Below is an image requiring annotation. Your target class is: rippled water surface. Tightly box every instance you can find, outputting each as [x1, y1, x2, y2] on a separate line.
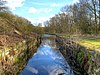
[21, 34, 74, 75]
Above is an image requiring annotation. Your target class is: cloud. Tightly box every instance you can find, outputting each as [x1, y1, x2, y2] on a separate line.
[73, 0, 79, 3]
[32, 2, 48, 6]
[28, 7, 37, 13]
[26, 17, 49, 24]
[51, 3, 58, 7]
[26, 66, 38, 74]
[28, 7, 53, 14]
[26, 15, 54, 26]
[39, 8, 53, 13]
[3, 0, 25, 10]
[32, 2, 63, 7]
[36, 15, 54, 23]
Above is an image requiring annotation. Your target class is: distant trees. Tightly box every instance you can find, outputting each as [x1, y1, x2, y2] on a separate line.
[32, 23, 44, 34]
[45, 0, 100, 35]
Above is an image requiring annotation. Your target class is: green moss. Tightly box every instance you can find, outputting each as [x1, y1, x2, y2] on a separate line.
[14, 58, 20, 63]
[87, 52, 91, 60]
[77, 51, 84, 64]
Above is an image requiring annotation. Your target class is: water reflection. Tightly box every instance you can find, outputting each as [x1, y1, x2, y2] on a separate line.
[21, 34, 74, 75]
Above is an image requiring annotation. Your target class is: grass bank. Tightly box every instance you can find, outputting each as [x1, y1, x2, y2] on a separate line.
[0, 33, 40, 74]
[56, 34, 100, 75]
[57, 34, 100, 52]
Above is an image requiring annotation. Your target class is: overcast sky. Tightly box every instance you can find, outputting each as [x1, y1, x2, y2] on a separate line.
[4, 0, 79, 25]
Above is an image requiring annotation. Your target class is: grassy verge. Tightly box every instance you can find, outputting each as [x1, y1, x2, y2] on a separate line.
[58, 34, 100, 52]
[79, 37, 100, 52]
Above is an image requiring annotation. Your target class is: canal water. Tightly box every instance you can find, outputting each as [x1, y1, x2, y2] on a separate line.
[21, 34, 74, 75]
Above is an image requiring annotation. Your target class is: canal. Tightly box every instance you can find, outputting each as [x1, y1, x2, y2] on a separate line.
[21, 34, 74, 75]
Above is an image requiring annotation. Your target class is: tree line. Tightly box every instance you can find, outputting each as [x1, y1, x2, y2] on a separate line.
[44, 0, 100, 35]
[0, 0, 44, 35]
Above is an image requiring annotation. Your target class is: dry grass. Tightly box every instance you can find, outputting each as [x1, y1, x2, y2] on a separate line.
[0, 34, 23, 47]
